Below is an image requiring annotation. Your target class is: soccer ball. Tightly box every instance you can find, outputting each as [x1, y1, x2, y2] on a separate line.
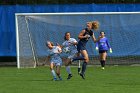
[63, 47, 70, 53]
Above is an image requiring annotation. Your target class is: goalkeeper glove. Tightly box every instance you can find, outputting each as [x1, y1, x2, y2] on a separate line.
[95, 47, 98, 51]
[110, 48, 112, 53]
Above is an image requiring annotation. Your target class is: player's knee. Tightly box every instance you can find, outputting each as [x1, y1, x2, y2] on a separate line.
[65, 59, 71, 66]
[65, 62, 69, 66]
[56, 71, 60, 75]
[50, 66, 53, 70]
[100, 58, 105, 61]
[86, 59, 89, 62]
[50, 68, 53, 70]
[65, 63, 69, 66]
[82, 54, 89, 61]
[84, 57, 89, 62]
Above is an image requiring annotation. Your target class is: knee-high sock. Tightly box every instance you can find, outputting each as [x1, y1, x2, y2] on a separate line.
[102, 60, 105, 67]
[51, 70, 56, 78]
[81, 62, 87, 74]
[66, 66, 71, 74]
[100, 60, 105, 67]
[72, 56, 85, 62]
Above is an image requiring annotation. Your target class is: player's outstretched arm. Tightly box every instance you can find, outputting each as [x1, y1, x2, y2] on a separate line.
[92, 33, 102, 43]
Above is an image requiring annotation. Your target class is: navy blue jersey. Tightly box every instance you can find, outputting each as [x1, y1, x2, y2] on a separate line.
[79, 28, 93, 46]
[77, 28, 93, 52]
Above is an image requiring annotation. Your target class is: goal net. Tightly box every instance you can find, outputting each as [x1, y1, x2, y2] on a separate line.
[15, 12, 140, 68]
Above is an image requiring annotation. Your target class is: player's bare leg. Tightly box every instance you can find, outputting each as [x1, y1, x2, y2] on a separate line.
[56, 65, 62, 80]
[100, 52, 107, 70]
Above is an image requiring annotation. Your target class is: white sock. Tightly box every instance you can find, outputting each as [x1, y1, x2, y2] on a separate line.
[66, 66, 71, 74]
[51, 70, 56, 78]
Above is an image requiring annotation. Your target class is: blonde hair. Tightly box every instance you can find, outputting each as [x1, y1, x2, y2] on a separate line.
[87, 21, 99, 30]
[92, 21, 99, 30]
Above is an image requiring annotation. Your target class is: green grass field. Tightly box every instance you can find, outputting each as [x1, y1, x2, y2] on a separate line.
[0, 66, 140, 93]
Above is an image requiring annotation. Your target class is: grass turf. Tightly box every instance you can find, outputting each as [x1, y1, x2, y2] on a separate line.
[0, 66, 140, 93]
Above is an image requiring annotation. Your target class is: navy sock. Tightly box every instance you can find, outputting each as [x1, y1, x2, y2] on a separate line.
[72, 56, 85, 61]
[100, 60, 104, 67]
[102, 60, 105, 67]
[100, 60, 105, 67]
[81, 62, 87, 74]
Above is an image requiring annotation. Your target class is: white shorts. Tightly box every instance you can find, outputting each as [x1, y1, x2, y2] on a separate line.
[68, 54, 76, 59]
[68, 50, 77, 59]
[50, 58, 62, 66]
[51, 62, 62, 66]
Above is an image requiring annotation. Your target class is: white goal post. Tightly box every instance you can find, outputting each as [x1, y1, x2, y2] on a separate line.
[15, 12, 140, 68]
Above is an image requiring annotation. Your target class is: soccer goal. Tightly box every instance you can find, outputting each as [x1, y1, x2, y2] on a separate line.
[15, 12, 140, 68]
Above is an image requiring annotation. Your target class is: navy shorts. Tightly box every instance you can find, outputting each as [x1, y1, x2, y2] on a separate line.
[77, 43, 86, 53]
[99, 50, 107, 53]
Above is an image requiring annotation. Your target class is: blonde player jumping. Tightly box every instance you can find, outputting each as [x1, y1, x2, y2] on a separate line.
[72, 21, 100, 79]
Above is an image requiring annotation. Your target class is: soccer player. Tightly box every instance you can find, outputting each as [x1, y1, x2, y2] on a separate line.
[95, 31, 112, 70]
[62, 32, 78, 80]
[46, 41, 63, 81]
[72, 21, 100, 79]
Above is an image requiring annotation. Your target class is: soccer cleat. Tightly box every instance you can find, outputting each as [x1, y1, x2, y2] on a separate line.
[78, 68, 81, 74]
[80, 73, 85, 79]
[52, 78, 57, 81]
[67, 74, 73, 80]
[59, 77, 62, 81]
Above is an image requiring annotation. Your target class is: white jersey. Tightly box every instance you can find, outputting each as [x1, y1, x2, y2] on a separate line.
[62, 38, 78, 58]
[48, 46, 62, 65]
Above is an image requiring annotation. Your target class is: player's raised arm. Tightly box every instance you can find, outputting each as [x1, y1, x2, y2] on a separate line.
[57, 46, 62, 53]
[70, 39, 78, 45]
